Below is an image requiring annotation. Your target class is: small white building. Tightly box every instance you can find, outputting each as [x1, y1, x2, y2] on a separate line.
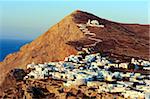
[108, 63, 118, 68]
[86, 19, 104, 27]
[119, 63, 129, 69]
[27, 62, 36, 69]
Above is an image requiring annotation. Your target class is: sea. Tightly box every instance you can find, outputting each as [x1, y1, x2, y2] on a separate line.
[0, 39, 32, 61]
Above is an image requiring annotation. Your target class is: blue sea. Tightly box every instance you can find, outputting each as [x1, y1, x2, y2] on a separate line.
[0, 39, 31, 61]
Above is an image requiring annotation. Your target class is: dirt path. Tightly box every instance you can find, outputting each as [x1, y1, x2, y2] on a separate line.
[77, 24, 103, 47]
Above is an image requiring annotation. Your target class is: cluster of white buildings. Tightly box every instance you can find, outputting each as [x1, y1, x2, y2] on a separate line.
[24, 48, 150, 99]
[131, 58, 150, 70]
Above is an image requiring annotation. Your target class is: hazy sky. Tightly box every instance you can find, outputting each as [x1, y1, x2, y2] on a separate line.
[0, 0, 149, 40]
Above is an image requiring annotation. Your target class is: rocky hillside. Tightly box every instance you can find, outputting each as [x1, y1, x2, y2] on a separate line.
[0, 10, 149, 92]
[0, 69, 124, 99]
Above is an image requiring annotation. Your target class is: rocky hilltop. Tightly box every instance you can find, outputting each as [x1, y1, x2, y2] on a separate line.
[0, 10, 149, 94]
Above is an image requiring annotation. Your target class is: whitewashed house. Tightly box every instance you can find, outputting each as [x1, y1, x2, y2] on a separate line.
[119, 63, 129, 68]
[27, 62, 36, 69]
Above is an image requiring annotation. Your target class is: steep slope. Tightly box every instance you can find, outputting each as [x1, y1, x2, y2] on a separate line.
[0, 11, 84, 86]
[0, 10, 149, 89]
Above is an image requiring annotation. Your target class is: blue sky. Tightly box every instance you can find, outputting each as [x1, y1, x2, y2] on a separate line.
[0, 0, 149, 40]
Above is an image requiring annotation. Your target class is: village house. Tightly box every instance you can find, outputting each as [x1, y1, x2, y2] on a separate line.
[119, 63, 129, 69]
[107, 63, 118, 68]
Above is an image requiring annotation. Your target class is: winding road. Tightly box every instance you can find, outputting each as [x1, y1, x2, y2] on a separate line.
[77, 24, 103, 47]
